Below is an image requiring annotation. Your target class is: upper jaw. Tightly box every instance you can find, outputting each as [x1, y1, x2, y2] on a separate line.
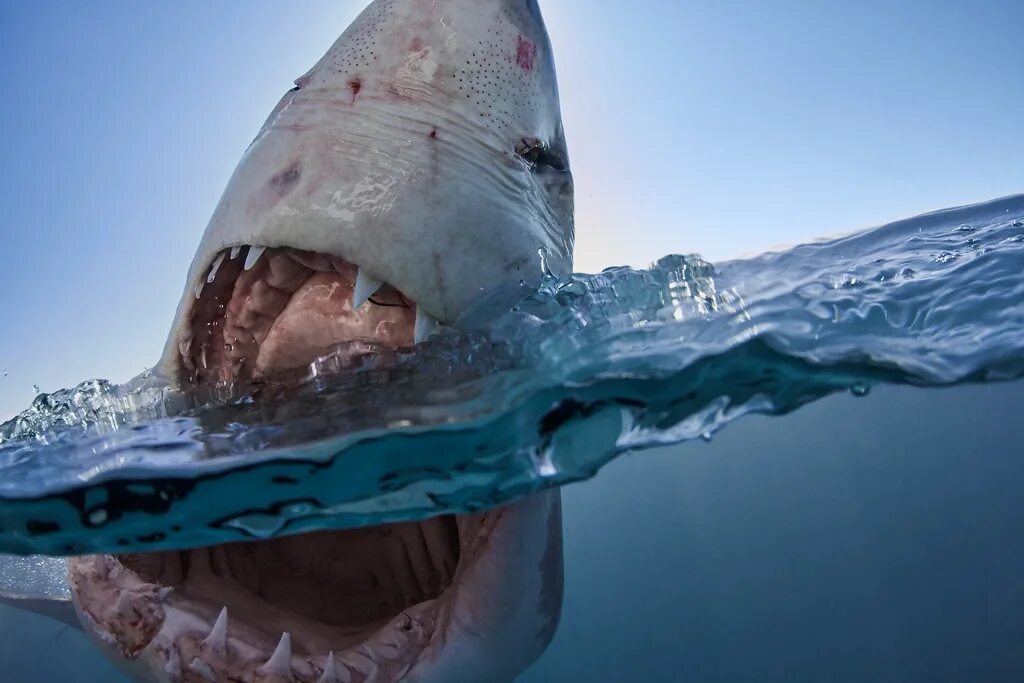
[171, 245, 446, 387]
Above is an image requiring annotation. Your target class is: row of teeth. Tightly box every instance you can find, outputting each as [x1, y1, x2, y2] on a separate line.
[186, 607, 347, 682]
[195, 246, 443, 344]
[86, 555, 419, 683]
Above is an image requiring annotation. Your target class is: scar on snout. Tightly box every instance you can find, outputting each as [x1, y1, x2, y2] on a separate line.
[269, 164, 301, 194]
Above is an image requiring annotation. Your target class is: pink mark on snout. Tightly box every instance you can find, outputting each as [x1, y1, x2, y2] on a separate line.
[516, 36, 537, 72]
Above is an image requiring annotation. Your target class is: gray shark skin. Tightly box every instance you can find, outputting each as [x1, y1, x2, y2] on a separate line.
[2, 1, 572, 681]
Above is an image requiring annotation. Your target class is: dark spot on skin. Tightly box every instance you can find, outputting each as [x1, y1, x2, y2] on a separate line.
[269, 163, 302, 196]
[272, 476, 299, 485]
[429, 129, 438, 139]
[348, 77, 362, 103]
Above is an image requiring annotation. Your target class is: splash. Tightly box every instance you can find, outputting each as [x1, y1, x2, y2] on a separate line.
[1, 195, 1022, 557]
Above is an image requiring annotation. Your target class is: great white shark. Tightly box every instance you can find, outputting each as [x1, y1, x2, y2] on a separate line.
[1, 0, 573, 681]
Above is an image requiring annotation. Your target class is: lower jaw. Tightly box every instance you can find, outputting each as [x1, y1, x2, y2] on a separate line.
[70, 513, 489, 682]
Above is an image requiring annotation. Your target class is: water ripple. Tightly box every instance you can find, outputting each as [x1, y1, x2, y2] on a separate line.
[1, 194, 1022, 556]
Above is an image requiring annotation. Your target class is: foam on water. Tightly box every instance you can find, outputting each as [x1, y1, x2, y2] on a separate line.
[0, 194, 1021, 562]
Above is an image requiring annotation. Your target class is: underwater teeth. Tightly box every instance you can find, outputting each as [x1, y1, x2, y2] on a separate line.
[317, 652, 340, 683]
[206, 252, 226, 284]
[202, 607, 228, 653]
[244, 245, 268, 271]
[352, 268, 384, 309]
[91, 555, 112, 578]
[414, 308, 442, 344]
[188, 658, 217, 681]
[258, 632, 292, 676]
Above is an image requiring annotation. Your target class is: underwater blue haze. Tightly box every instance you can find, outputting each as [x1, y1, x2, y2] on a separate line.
[1, 1, 1023, 682]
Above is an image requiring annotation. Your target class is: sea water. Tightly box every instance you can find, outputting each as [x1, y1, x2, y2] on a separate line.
[0, 195, 1022, 680]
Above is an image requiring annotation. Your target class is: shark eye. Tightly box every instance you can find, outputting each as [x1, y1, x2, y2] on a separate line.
[516, 138, 566, 172]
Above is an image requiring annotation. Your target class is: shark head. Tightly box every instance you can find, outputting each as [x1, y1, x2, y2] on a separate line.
[158, 0, 573, 385]
[68, 1, 570, 681]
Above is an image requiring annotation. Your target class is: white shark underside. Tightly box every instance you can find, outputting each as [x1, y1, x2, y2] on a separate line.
[3, 1, 574, 682]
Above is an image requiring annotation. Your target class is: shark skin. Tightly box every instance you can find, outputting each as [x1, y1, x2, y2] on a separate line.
[158, 0, 574, 381]
[4, 1, 573, 682]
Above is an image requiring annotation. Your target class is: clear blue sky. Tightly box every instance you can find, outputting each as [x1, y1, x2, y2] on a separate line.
[1, 0, 1021, 418]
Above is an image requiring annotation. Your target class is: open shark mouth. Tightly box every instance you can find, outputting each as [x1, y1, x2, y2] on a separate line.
[180, 246, 442, 387]
[69, 246, 504, 682]
[69, 513, 501, 682]
[65, 0, 572, 677]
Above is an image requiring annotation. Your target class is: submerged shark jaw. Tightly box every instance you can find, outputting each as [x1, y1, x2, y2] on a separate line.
[68, 513, 503, 682]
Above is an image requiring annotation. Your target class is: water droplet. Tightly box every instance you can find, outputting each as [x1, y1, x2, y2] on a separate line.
[538, 247, 552, 277]
[850, 383, 871, 398]
[88, 508, 109, 525]
[32, 384, 40, 395]
[701, 431, 713, 442]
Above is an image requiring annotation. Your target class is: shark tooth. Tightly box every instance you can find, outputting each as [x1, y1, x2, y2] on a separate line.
[317, 652, 341, 683]
[352, 268, 384, 309]
[244, 245, 268, 271]
[414, 308, 442, 344]
[207, 252, 226, 284]
[92, 555, 113, 578]
[258, 632, 292, 676]
[195, 283, 205, 300]
[188, 658, 217, 681]
[202, 607, 228, 653]
[229, 246, 242, 260]
[113, 591, 133, 617]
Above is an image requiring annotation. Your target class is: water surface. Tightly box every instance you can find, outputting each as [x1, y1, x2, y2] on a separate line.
[0, 195, 1020, 559]
[0, 195, 1022, 680]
